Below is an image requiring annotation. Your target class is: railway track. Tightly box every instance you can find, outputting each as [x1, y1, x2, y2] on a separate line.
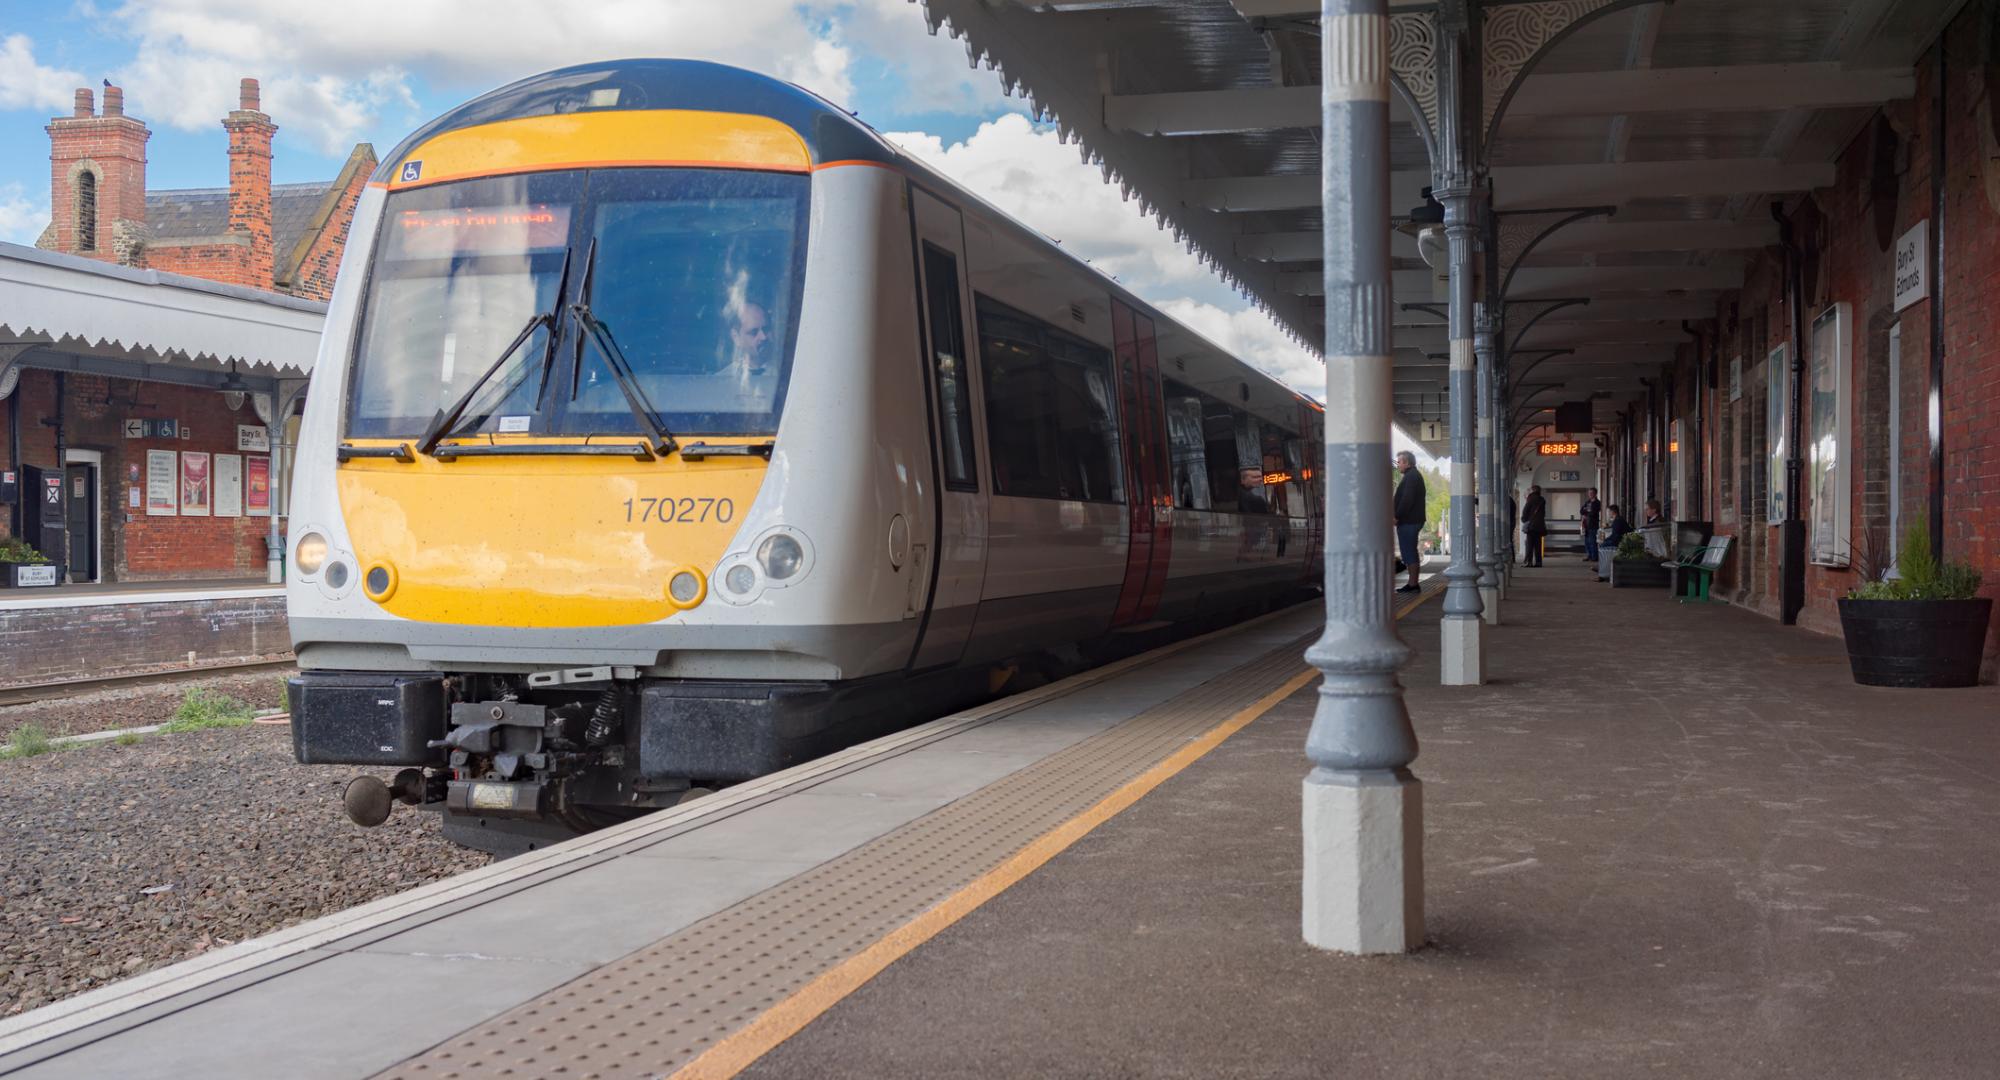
[0, 658, 295, 709]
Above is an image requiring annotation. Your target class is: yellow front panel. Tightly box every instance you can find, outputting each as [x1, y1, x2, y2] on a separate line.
[389, 110, 812, 190]
[336, 442, 768, 627]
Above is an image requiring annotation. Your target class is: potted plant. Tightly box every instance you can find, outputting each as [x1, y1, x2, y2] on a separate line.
[1838, 525, 1990, 687]
[1609, 532, 1669, 589]
[0, 537, 62, 588]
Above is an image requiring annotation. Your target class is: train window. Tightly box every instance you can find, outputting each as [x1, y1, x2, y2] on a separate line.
[345, 167, 810, 440]
[921, 244, 978, 491]
[1201, 401, 1243, 512]
[975, 296, 1124, 503]
[567, 169, 809, 435]
[1162, 389, 1211, 510]
[348, 171, 582, 437]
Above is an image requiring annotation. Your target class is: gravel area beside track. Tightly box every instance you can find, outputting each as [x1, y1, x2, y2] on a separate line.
[0, 669, 294, 744]
[0, 724, 489, 1016]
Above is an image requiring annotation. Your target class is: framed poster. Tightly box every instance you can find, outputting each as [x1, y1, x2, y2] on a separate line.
[180, 451, 211, 516]
[245, 455, 272, 517]
[146, 450, 178, 516]
[1809, 303, 1852, 566]
[1766, 344, 1789, 525]
[214, 454, 244, 518]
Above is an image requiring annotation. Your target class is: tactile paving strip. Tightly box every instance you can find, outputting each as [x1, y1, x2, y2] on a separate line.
[380, 636, 1315, 1080]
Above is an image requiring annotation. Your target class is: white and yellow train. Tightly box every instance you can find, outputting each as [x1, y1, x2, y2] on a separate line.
[286, 60, 1325, 853]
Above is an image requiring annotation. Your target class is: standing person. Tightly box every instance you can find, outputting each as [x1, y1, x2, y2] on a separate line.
[1521, 484, 1547, 567]
[1393, 450, 1425, 593]
[1579, 487, 1603, 563]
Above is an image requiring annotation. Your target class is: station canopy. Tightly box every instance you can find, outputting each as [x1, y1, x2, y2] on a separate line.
[911, 0, 1964, 439]
[0, 242, 325, 400]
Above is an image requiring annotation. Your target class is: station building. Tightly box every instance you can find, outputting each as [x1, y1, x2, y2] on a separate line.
[0, 80, 365, 683]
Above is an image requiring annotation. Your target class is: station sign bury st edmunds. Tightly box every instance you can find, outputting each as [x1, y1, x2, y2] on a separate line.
[1894, 221, 1928, 312]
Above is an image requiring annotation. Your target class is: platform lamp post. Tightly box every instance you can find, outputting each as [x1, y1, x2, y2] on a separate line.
[1302, 0, 1424, 955]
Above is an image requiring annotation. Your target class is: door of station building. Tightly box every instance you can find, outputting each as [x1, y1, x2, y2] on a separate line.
[906, 185, 990, 670]
[64, 462, 98, 582]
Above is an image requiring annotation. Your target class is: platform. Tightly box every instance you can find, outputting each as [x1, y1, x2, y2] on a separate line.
[7, 562, 1999, 1079]
[0, 579, 285, 687]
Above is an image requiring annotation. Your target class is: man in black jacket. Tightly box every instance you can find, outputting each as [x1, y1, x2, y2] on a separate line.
[1393, 451, 1425, 593]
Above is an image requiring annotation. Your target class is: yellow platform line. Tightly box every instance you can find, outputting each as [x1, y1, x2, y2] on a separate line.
[672, 584, 1438, 1080]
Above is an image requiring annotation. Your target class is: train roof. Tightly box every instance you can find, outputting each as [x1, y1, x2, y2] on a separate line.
[375, 59, 1318, 418]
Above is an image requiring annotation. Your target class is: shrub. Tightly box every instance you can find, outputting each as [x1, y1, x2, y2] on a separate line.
[1613, 533, 1651, 561]
[4, 723, 53, 759]
[0, 538, 49, 564]
[163, 688, 257, 733]
[1848, 524, 1983, 601]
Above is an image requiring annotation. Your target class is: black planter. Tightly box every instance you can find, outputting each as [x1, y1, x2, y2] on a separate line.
[1610, 559, 1669, 589]
[1838, 597, 1993, 688]
[0, 561, 63, 588]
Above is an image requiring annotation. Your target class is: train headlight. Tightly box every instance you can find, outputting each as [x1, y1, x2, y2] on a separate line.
[666, 568, 706, 609]
[757, 535, 804, 581]
[725, 565, 757, 595]
[295, 532, 328, 575]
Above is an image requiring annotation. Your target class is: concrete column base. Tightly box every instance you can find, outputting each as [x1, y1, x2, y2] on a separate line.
[1440, 615, 1485, 685]
[1480, 585, 1500, 625]
[1303, 770, 1425, 953]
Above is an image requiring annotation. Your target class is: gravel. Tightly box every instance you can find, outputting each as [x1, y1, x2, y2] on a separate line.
[0, 722, 489, 1017]
[0, 668, 294, 745]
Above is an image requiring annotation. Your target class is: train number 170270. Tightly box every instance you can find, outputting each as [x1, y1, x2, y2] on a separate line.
[624, 497, 735, 524]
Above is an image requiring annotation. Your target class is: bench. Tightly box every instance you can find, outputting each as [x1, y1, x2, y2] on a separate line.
[1664, 534, 1733, 604]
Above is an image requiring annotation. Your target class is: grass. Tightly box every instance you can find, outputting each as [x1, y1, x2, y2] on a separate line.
[2, 723, 53, 759]
[114, 730, 144, 747]
[160, 688, 258, 733]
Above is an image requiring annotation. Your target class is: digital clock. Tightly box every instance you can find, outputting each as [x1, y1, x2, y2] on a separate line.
[1538, 441, 1581, 456]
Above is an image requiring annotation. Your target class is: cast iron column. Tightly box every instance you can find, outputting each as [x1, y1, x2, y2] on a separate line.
[1475, 301, 1501, 621]
[1434, 2, 1484, 684]
[1301, 0, 1424, 954]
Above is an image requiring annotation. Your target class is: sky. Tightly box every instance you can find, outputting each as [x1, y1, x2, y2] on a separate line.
[0, 0, 1426, 458]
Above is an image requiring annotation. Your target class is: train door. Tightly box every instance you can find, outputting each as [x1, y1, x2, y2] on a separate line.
[1109, 301, 1171, 626]
[906, 187, 990, 670]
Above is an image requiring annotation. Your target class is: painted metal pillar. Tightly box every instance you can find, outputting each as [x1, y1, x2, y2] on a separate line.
[1301, 0, 1423, 955]
[1433, 1, 1484, 684]
[1474, 302, 1501, 622]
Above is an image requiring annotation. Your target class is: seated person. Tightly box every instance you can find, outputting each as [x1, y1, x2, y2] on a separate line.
[1605, 504, 1633, 548]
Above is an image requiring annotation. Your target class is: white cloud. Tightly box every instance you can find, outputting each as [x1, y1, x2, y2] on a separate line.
[104, 0, 1007, 154]
[886, 114, 1220, 293]
[0, 183, 49, 246]
[0, 34, 85, 112]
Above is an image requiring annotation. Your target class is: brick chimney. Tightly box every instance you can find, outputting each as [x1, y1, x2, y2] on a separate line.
[223, 78, 278, 288]
[42, 84, 151, 263]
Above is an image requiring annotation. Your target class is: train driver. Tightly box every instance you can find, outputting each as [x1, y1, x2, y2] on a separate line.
[723, 300, 776, 410]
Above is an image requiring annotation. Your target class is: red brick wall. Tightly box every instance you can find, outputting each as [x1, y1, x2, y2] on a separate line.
[1617, 9, 2000, 677]
[41, 90, 150, 265]
[287, 161, 371, 301]
[145, 239, 261, 290]
[3, 370, 276, 581]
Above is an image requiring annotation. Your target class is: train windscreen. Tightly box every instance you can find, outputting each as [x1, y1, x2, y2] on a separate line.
[346, 168, 809, 440]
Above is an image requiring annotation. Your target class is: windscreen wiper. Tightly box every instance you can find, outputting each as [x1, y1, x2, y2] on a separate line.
[562, 236, 677, 457]
[415, 310, 555, 457]
[567, 302, 677, 458]
[415, 245, 574, 457]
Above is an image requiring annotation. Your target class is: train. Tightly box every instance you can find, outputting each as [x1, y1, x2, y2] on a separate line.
[284, 59, 1325, 855]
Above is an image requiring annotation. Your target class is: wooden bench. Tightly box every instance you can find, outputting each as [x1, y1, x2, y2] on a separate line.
[1664, 535, 1733, 604]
